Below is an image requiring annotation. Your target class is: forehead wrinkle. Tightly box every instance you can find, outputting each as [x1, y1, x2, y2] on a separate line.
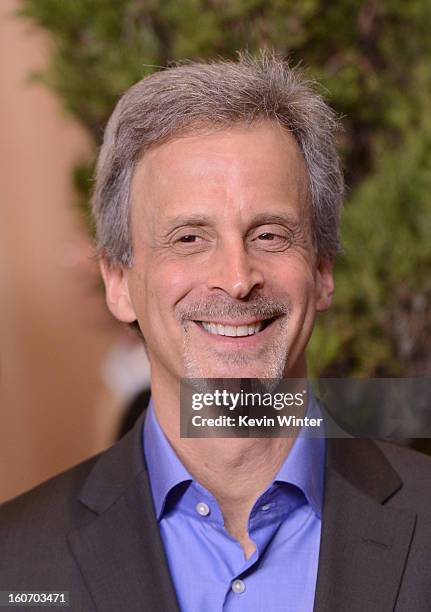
[215, 154, 248, 229]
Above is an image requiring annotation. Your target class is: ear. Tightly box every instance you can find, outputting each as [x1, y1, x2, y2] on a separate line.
[315, 258, 334, 312]
[99, 257, 137, 323]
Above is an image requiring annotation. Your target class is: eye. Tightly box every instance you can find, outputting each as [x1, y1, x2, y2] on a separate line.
[258, 232, 277, 241]
[178, 234, 199, 243]
[251, 226, 293, 252]
[171, 231, 210, 255]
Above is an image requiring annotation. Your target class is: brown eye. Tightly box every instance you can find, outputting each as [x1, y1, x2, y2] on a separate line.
[251, 227, 293, 252]
[171, 232, 210, 255]
[179, 235, 198, 242]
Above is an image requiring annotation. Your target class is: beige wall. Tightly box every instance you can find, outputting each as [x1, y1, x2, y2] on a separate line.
[0, 0, 124, 502]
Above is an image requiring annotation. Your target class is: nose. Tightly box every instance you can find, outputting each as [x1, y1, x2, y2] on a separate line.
[206, 238, 264, 299]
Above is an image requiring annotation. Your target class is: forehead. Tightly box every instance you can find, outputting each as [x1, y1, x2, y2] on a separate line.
[130, 121, 310, 225]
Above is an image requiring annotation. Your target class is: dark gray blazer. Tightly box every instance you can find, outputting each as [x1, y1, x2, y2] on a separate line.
[1, 408, 431, 612]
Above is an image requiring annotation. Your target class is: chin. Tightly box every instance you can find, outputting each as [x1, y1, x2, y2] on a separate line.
[183, 341, 290, 381]
[185, 362, 286, 381]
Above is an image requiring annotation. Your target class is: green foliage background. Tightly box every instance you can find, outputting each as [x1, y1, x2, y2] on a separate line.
[20, 0, 431, 378]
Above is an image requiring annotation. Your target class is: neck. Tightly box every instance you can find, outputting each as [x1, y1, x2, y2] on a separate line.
[149, 361, 308, 556]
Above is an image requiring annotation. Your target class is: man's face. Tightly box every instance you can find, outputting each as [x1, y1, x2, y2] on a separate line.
[102, 121, 334, 387]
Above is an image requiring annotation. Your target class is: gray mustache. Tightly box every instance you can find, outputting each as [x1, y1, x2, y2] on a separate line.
[177, 297, 291, 322]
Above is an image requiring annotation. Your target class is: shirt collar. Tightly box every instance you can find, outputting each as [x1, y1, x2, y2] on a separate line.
[143, 392, 325, 521]
[273, 391, 325, 517]
[143, 398, 193, 519]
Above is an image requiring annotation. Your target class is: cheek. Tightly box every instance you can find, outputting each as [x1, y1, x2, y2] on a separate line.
[276, 269, 318, 339]
[145, 260, 198, 315]
[276, 259, 317, 302]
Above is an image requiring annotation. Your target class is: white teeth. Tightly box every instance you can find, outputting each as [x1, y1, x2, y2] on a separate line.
[236, 325, 249, 337]
[201, 321, 264, 337]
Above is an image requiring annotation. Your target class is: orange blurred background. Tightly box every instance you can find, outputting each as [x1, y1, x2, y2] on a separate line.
[0, 0, 149, 503]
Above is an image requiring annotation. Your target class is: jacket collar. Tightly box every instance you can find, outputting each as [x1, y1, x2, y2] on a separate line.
[77, 408, 148, 515]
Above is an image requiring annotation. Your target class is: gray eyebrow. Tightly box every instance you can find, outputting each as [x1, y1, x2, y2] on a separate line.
[164, 214, 213, 230]
[246, 213, 300, 227]
[164, 211, 300, 232]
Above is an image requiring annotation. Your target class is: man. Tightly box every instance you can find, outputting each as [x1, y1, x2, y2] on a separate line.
[1, 53, 431, 612]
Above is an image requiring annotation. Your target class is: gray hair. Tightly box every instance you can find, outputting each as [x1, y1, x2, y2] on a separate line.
[92, 51, 344, 266]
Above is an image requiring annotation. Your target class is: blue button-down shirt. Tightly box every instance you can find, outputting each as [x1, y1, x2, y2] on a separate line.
[143, 397, 325, 612]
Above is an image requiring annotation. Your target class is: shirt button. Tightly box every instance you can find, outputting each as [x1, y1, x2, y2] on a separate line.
[261, 503, 272, 512]
[231, 579, 246, 594]
[196, 502, 210, 516]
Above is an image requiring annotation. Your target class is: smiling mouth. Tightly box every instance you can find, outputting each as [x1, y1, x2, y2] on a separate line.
[194, 317, 277, 337]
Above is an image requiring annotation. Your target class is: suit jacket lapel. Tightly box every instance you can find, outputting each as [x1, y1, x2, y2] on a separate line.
[67, 410, 180, 612]
[314, 439, 416, 612]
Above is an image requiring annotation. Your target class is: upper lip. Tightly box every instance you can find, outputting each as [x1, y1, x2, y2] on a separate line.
[194, 317, 276, 326]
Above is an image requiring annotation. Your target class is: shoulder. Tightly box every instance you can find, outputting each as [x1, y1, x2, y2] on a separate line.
[0, 453, 101, 539]
[376, 441, 431, 504]
[0, 452, 106, 593]
[357, 440, 431, 542]
[376, 440, 431, 480]
[0, 413, 147, 593]
[0, 409, 147, 534]
[327, 437, 431, 513]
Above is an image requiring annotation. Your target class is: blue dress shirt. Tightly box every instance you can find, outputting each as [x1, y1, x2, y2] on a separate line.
[143, 397, 325, 612]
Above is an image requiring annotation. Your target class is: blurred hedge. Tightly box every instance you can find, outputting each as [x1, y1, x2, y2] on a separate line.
[20, 0, 431, 377]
